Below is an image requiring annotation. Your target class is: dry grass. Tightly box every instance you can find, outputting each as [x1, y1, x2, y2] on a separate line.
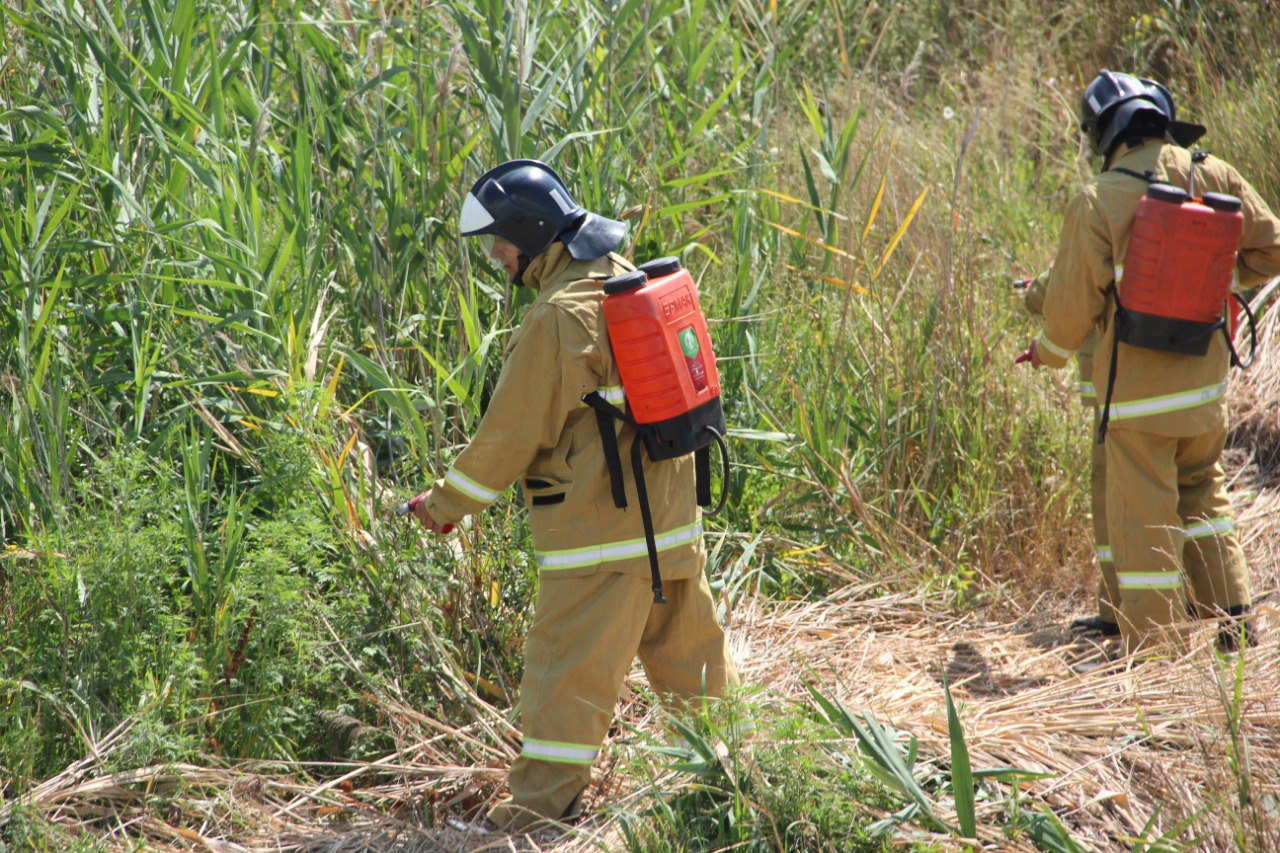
[1231, 279, 1280, 490]
[11, 591, 1279, 849]
[10, 586, 1279, 850]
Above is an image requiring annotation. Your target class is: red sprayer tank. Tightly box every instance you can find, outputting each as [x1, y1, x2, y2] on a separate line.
[602, 257, 725, 461]
[1117, 182, 1243, 355]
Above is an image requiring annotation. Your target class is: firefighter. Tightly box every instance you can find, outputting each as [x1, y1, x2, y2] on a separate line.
[411, 160, 739, 830]
[1017, 274, 1119, 635]
[1019, 71, 1280, 654]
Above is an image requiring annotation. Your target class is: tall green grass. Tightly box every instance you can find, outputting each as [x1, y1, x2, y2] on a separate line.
[0, 0, 843, 793]
[2, 0, 1279, 845]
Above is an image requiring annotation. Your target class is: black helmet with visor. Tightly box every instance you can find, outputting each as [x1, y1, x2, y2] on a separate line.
[459, 159, 627, 263]
[1080, 70, 1171, 156]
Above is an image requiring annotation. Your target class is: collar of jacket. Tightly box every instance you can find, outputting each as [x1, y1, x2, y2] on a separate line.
[1104, 138, 1166, 176]
[521, 242, 576, 293]
[523, 244, 633, 301]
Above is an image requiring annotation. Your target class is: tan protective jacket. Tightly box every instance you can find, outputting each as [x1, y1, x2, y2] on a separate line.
[1023, 272, 1098, 405]
[422, 243, 705, 581]
[1037, 140, 1280, 435]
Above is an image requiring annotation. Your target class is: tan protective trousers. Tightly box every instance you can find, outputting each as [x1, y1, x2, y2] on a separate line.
[488, 570, 739, 831]
[1105, 424, 1250, 653]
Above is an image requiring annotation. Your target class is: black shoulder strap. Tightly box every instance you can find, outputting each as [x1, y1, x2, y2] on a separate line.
[1097, 303, 1122, 445]
[1226, 292, 1258, 370]
[695, 445, 711, 507]
[1111, 150, 1209, 185]
[628, 433, 666, 604]
[581, 389, 665, 603]
[1110, 167, 1158, 183]
[580, 389, 728, 604]
[581, 391, 629, 509]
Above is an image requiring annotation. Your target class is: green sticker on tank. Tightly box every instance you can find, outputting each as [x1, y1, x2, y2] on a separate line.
[678, 327, 700, 358]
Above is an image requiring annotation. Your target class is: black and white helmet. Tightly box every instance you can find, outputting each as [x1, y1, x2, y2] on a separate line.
[459, 159, 627, 261]
[1080, 70, 1171, 156]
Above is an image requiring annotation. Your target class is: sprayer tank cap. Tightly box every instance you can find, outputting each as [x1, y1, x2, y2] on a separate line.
[637, 256, 682, 278]
[603, 270, 648, 295]
[1147, 183, 1189, 204]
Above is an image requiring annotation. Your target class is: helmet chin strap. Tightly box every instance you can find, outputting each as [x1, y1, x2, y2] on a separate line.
[512, 253, 532, 287]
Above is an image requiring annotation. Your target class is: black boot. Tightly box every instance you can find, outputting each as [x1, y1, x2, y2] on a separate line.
[1070, 615, 1121, 636]
[1217, 605, 1259, 652]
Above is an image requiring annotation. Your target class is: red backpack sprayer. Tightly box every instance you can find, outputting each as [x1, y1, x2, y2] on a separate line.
[582, 257, 729, 603]
[1096, 151, 1257, 441]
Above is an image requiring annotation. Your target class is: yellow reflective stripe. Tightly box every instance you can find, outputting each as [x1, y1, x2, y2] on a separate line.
[1079, 381, 1097, 400]
[580, 385, 627, 408]
[1118, 571, 1183, 590]
[445, 468, 500, 503]
[1108, 382, 1226, 420]
[597, 385, 626, 404]
[1114, 265, 1124, 281]
[1036, 331, 1075, 359]
[1185, 517, 1234, 539]
[1097, 546, 1113, 563]
[522, 738, 599, 765]
[535, 521, 703, 571]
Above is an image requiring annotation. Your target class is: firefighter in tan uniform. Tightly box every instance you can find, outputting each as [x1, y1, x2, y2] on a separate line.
[1019, 274, 1118, 634]
[410, 160, 739, 830]
[1021, 72, 1280, 654]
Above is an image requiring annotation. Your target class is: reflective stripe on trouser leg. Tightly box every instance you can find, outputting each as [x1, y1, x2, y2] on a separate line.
[493, 571, 660, 829]
[1090, 407, 1118, 623]
[1175, 425, 1250, 614]
[1105, 428, 1190, 653]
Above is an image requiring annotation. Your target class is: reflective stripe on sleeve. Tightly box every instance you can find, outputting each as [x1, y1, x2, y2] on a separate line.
[1036, 332, 1075, 360]
[597, 385, 626, 404]
[1107, 382, 1226, 420]
[521, 738, 600, 765]
[1097, 546, 1113, 563]
[1079, 381, 1097, 401]
[581, 385, 627, 407]
[536, 521, 703, 571]
[1117, 571, 1183, 590]
[1185, 517, 1235, 540]
[445, 468, 501, 503]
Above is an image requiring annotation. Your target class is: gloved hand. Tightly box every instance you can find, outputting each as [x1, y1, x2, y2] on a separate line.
[1013, 341, 1042, 368]
[396, 492, 455, 534]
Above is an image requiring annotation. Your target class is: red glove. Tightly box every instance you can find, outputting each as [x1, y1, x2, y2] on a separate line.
[1013, 341, 1041, 368]
[396, 493, 455, 534]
